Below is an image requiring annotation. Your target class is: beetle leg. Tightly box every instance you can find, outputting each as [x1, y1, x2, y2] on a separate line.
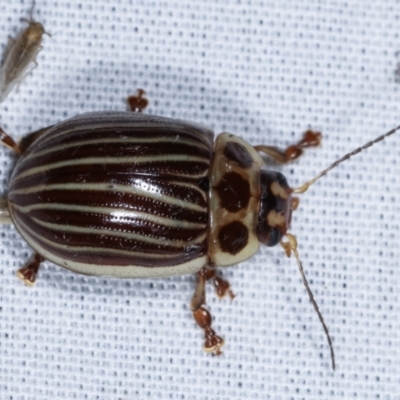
[205, 266, 235, 300]
[0, 125, 52, 155]
[254, 129, 322, 163]
[191, 267, 207, 311]
[16, 253, 44, 286]
[0, 127, 22, 154]
[127, 89, 148, 113]
[0, 198, 11, 224]
[191, 268, 224, 356]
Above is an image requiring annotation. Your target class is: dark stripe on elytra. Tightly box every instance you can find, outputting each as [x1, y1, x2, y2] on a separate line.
[18, 141, 212, 175]
[14, 210, 206, 255]
[37, 115, 213, 150]
[10, 175, 208, 208]
[39, 126, 213, 148]
[9, 190, 208, 224]
[29, 209, 206, 242]
[12, 160, 210, 184]
[14, 220, 205, 267]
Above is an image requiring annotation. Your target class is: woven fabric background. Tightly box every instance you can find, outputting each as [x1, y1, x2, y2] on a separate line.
[0, 0, 399, 399]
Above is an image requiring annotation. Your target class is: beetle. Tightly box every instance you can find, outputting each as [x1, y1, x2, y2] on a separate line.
[0, 89, 399, 370]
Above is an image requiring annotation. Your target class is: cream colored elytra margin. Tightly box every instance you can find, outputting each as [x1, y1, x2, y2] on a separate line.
[11, 213, 207, 278]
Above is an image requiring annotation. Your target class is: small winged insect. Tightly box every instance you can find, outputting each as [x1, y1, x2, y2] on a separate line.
[0, 1, 50, 103]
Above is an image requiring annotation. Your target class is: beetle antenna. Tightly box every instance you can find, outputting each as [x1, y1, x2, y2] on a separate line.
[280, 233, 335, 371]
[293, 124, 400, 194]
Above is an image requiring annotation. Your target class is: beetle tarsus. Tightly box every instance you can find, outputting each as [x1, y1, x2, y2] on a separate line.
[254, 129, 322, 163]
[127, 89, 148, 113]
[193, 306, 224, 356]
[16, 253, 44, 286]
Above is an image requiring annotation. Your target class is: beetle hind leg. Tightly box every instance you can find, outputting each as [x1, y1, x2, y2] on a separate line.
[16, 253, 44, 286]
[254, 129, 322, 163]
[191, 268, 224, 355]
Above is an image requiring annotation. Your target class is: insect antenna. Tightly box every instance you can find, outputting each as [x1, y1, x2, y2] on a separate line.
[293, 123, 400, 194]
[280, 233, 335, 370]
[283, 123, 400, 370]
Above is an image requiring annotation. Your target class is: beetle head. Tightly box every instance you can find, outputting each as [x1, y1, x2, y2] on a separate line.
[256, 170, 297, 247]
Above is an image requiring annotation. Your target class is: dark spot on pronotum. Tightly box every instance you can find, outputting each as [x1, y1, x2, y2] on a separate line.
[214, 172, 250, 212]
[223, 142, 253, 169]
[218, 221, 248, 255]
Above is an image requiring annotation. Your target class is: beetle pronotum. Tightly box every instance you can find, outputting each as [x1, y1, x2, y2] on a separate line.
[0, 88, 399, 370]
[0, 1, 50, 103]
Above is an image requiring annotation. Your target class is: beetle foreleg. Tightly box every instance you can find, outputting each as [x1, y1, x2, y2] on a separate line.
[254, 129, 322, 163]
[191, 268, 224, 356]
[16, 253, 44, 286]
[127, 89, 148, 113]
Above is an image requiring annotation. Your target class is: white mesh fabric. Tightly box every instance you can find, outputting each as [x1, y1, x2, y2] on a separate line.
[0, 0, 399, 398]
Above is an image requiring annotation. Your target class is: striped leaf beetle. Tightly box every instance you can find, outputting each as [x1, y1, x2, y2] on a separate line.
[0, 89, 399, 370]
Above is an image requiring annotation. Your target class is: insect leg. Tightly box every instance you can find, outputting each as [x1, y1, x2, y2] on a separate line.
[0, 198, 11, 224]
[127, 89, 149, 113]
[191, 267, 224, 356]
[254, 129, 322, 163]
[0, 127, 22, 154]
[16, 252, 44, 286]
[204, 266, 235, 300]
[0, 125, 53, 154]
